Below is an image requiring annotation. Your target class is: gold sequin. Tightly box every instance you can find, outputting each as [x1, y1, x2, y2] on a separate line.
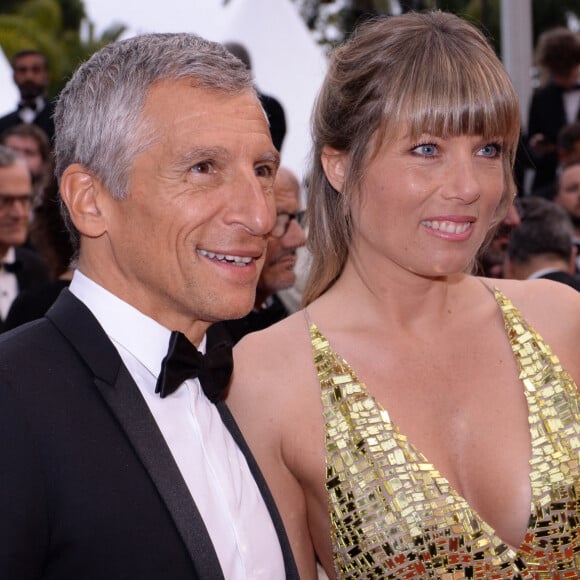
[313, 289, 580, 579]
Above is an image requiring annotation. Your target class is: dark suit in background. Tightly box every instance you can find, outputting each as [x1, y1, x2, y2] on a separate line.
[527, 82, 579, 194]
[536, 269, 580, 291]
[0, 98, 56, 144]
[0, 246, 50, 331]
[12, 245, 50, 292]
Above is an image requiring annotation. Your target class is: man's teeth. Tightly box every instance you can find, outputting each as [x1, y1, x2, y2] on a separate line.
[421, 220, 471, 234]
[197, 249, 253, 266]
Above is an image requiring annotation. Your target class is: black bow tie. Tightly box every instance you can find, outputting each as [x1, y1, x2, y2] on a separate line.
[17, 101, 38, 112]
[155, 331, 233, 403]
[2, 261, 21, 273]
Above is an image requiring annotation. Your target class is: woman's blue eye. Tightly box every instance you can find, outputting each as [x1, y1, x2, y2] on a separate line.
[413, 143, 437, 156]
[479, 143, 502, 157]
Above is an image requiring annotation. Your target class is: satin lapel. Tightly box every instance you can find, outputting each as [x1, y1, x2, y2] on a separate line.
[46, 290, 224, 579]
[217, 401, 300, 579]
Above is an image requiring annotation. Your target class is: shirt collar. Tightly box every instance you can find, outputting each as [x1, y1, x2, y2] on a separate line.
[2, 247, 16, 264]
[527, 267, 565, 280]
[69, 270, 208, 378]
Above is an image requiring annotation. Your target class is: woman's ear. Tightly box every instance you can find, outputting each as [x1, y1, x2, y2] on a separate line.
[321, 145, 347, 192]
[60, 164, 107, 238]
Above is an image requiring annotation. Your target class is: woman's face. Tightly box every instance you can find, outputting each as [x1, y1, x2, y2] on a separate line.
[346, 126, 506, 280]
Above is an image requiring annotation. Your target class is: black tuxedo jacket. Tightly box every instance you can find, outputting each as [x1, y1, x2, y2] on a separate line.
[0, 246, 50, 332]
[0, 289, 298, 579]
[527, 82, 580, 193]
[13, 245, 50, 292]
[0, 98, 56, 142]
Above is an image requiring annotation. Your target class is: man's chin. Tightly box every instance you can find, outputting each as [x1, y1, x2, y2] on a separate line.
[20, 86, 44, 99]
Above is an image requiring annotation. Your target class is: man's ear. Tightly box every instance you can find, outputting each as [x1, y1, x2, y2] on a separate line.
[321, 146, 347, 193]
[60, 164, 107, 238]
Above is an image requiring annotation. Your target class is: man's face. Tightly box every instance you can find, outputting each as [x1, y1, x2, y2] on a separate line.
[2, 135, 45, 183]
[0, 162, 32, 255]
[553, 65, 580, 90]
[12, 54, 49, 100]
[89, 80, 279, 337]
[555, 163, 580, 224]
[559, 140, 580, 166]
[256, 168, 306, 304]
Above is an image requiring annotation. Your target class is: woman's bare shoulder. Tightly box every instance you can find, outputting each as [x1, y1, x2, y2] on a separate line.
[229, 309, 318, 404]
[487, 277, 580, 379]
[235, 310, 312, 365]
[490, 277, 580, 320]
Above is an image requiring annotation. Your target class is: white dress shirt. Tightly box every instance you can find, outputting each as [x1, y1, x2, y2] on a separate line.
[563, 89, 580, 125]
[70, 270, 285, 579]
[0, 246, 19, 319]
[17, 96, 45, 124]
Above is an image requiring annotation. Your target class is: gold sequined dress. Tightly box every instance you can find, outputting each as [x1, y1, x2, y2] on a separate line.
[311, 289, 580, 579]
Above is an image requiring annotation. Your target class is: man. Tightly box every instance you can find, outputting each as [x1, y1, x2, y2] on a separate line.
[0, 49, 56, 143]
[526, 27, 580, 194]
[553, 157, 580, 273]
[210, 167, 306, 345]
[0, 34, 298, 579]
[0, 123, 52, 198]
[0, 145, 49, 330]
[504, 196, 580, 290]
[557, 121, 580, 166]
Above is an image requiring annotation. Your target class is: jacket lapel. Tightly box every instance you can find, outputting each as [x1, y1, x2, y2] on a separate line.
[217, 401, 300, 579]
[46, 290, 224, 579]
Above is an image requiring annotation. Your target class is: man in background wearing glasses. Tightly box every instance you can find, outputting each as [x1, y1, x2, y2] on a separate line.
[209, 166, 306, 346]
[0, 145, 48, 329]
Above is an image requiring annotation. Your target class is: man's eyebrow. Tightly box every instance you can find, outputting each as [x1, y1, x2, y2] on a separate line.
[177, 146, 229, 163]
[256, 151, 281, 168]
[175, 147, 280, 168]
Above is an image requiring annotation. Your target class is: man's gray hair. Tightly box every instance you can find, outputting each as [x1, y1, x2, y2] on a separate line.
[54, 32, 254, 199]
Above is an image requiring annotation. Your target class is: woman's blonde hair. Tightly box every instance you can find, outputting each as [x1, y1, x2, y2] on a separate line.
[303, 11, 521, 305]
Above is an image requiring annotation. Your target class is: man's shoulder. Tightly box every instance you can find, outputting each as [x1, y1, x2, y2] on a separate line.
[0, 316, 60, 365]
[531, 82, 563, 103]
[15, 245, 48, 266]
[14, 246, 50, 286]
[0, 109, 20, 130]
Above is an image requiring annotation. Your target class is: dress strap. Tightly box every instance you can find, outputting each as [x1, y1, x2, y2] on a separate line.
[476, 276, 497, 296]
[302, 307, 313, 330]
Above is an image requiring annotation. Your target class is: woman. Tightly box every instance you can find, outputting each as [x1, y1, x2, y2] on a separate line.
[228, 11, 580, 579]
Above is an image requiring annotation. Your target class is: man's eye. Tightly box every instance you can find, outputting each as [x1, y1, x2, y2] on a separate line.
[255, 165, 274, 178]
[191, 161, 213, 174]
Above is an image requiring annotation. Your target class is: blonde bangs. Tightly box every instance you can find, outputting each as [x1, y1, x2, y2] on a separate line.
[390, 51, 519, 148]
